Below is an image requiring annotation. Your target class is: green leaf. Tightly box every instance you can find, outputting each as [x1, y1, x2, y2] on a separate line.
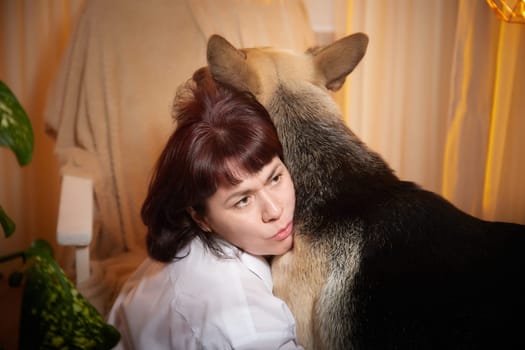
[26, 239, 55, 259]
[0, 205, 16, 238]
[19, 253, 120, 349]
[0, 80, 34, 166]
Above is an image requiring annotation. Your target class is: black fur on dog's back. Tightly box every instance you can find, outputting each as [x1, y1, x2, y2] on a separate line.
[354, 189, 525, 349]
[207, 34, 525, 349]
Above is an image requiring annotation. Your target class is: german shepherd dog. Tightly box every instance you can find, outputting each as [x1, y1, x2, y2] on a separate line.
[206, 34, 525, 350]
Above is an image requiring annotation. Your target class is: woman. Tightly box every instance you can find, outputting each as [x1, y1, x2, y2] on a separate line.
[108, 68, 301, 349]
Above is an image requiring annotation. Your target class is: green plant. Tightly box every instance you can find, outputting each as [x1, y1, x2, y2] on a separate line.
[1, 240, 120, 349]
[0, 80, 34, 238]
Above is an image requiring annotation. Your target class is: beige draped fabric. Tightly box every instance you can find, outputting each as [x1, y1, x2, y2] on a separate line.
[341, 0, 525, 224]
[46, 0, 314, 260]
[43, 0, 315, 314]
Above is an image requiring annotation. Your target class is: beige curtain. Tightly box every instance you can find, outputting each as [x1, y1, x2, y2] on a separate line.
[0, 0, 85, 269]
[339, 0, 525, 224]
[444, 1, 525, 223]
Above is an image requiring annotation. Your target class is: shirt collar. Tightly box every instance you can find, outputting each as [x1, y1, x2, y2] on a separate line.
[215, 238, 274, 292]
[182, 237, 274, 292]
[239, 252, 273, 292]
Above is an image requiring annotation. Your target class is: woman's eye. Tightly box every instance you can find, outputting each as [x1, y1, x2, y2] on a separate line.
[235, 196, 250, 208]
[271, 173, 282, 185]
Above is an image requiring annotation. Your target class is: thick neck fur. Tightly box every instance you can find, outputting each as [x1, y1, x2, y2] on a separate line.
[268, 84, 398, 223]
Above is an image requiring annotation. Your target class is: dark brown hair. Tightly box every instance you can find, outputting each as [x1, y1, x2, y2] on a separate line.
[141, 68, 283, 262]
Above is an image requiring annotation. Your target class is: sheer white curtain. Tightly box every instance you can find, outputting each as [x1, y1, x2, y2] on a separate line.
[444, 0, 525, 223]
[337, 0, 525, 224]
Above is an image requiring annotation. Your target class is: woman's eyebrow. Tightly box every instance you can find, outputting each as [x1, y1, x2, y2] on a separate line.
[223, 163, 282, 205]
[224, 189, 251, 205]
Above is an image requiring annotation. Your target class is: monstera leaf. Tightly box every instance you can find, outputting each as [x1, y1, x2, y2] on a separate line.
[0, 80, 34, 238]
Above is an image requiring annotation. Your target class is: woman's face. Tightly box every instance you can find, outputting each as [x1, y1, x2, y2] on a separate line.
[197, 156, 296, 256]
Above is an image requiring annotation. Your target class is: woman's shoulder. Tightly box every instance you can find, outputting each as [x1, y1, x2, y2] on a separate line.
[167, 237, 243, 288]
[171, 240, 299, 348]
[170, 238, 285, 315]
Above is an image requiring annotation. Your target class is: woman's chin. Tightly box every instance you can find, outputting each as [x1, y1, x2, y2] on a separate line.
[273, 236, 294, 256]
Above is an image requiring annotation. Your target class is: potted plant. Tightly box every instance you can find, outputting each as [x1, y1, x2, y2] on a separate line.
[0, 81, 120, 349]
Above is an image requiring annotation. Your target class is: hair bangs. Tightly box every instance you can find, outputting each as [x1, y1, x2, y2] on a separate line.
[191, 122, 281, 200]
[217, 121, 281, 186]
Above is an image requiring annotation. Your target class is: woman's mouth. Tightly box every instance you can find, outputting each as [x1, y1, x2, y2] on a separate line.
[271, 221, 293, 241]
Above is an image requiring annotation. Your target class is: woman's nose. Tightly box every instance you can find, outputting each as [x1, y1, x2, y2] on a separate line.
[261, 192, 282, 223]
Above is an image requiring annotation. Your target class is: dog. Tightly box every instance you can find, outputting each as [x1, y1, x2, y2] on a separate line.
[206, 33, 525, 349]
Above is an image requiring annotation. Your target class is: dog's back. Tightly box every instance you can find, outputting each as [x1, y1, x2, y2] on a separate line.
[207, 34, 525, 349]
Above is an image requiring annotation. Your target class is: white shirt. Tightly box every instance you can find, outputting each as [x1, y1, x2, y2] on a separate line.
[107, 238, 302, 349]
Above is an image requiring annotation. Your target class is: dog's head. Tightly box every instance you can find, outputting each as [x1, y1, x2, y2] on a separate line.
[206, 33, 368, 108]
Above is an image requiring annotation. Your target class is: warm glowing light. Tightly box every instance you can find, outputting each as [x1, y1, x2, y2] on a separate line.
[486, 0, 525, 23]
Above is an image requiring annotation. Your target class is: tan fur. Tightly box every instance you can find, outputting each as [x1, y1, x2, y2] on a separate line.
[207, 36, 319, 107]
[271, 228, 330, 349]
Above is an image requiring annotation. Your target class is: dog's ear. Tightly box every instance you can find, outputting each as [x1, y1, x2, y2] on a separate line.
[313, 33, 368, 91]
[207, 35, 259, 94]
